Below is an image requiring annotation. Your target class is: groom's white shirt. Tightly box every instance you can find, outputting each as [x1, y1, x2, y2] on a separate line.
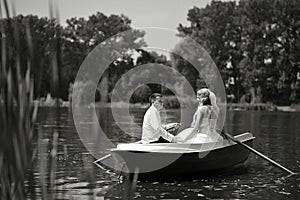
[142, 105, 174, 144]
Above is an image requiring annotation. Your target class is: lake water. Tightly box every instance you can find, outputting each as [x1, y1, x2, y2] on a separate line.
[35, 107, 300, 199]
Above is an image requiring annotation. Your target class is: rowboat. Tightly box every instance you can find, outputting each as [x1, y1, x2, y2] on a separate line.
[110, 132, 255, 176]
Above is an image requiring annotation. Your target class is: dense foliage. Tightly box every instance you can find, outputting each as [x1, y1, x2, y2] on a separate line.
[177, 0, 300, 105]
[1, 0, 299, 105]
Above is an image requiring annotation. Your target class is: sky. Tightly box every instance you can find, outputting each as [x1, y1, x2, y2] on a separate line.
[11, 0, 216, 52]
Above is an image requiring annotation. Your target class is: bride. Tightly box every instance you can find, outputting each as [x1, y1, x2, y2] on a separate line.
[175, 88, 222, 143]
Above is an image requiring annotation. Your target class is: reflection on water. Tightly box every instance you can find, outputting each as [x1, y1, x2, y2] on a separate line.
[35, 107, 300, 199]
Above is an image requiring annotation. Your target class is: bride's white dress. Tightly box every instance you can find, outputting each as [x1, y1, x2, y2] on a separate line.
[175, 106, 221, 143]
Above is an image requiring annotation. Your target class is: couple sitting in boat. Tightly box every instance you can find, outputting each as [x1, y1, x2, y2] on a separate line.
[141, 88, 222, 144]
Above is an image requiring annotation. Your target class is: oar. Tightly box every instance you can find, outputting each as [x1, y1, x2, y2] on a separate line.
[223, 132, 296, 175]
[93, 154, 112, 170]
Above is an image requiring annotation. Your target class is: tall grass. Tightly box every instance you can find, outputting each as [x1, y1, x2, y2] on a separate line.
[0, 0, 137, 199]
[0, 0, 61, 199]
[0, 0, 38, 199]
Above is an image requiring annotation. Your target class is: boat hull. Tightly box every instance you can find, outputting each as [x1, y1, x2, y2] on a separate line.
[111, 133, 254, 176]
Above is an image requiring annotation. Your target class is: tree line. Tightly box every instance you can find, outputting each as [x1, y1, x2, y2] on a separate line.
[177, 0, 300, 105]
[1, 0, 299, 105]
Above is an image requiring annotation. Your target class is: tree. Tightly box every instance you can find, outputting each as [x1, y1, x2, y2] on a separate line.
[178, 0, 300, 105]
[135, 49, 171, 93]
[0, 15, 63, 98]
[238, 0, 300, 104]
[177, 1, 244, 102]
[63, 12, 146, 102]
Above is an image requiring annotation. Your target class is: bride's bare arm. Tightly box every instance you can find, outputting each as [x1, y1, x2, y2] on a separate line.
[184, 107, 205, 141]
[191, 112, 196, 127]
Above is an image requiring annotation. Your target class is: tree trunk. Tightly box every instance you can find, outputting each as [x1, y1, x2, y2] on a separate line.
[99, 71, 109, 102]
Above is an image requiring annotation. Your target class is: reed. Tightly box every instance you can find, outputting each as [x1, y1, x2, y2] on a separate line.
[0, 0, 62, 199]
[38, 125, 48, 200]
[0, 0, 38, 199]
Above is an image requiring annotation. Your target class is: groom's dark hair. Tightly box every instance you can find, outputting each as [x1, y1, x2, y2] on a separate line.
[149, 93, 162, 104]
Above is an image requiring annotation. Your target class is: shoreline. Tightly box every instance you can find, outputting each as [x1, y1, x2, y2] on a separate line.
[36, 93, 300, 111]
[37, 100, 300, 112]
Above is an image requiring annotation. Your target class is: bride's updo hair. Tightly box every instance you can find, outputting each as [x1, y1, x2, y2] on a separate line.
[197, 88, 220, 120]
[197, 88, 211, 105]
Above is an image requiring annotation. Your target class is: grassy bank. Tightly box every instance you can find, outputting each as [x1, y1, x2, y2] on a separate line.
[226, 103, 277, 111]
[52, 92, 300, 111]
[75, 96, 300, 112]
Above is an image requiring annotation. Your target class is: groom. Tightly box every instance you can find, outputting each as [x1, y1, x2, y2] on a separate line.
[141, 93, 176, 144]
